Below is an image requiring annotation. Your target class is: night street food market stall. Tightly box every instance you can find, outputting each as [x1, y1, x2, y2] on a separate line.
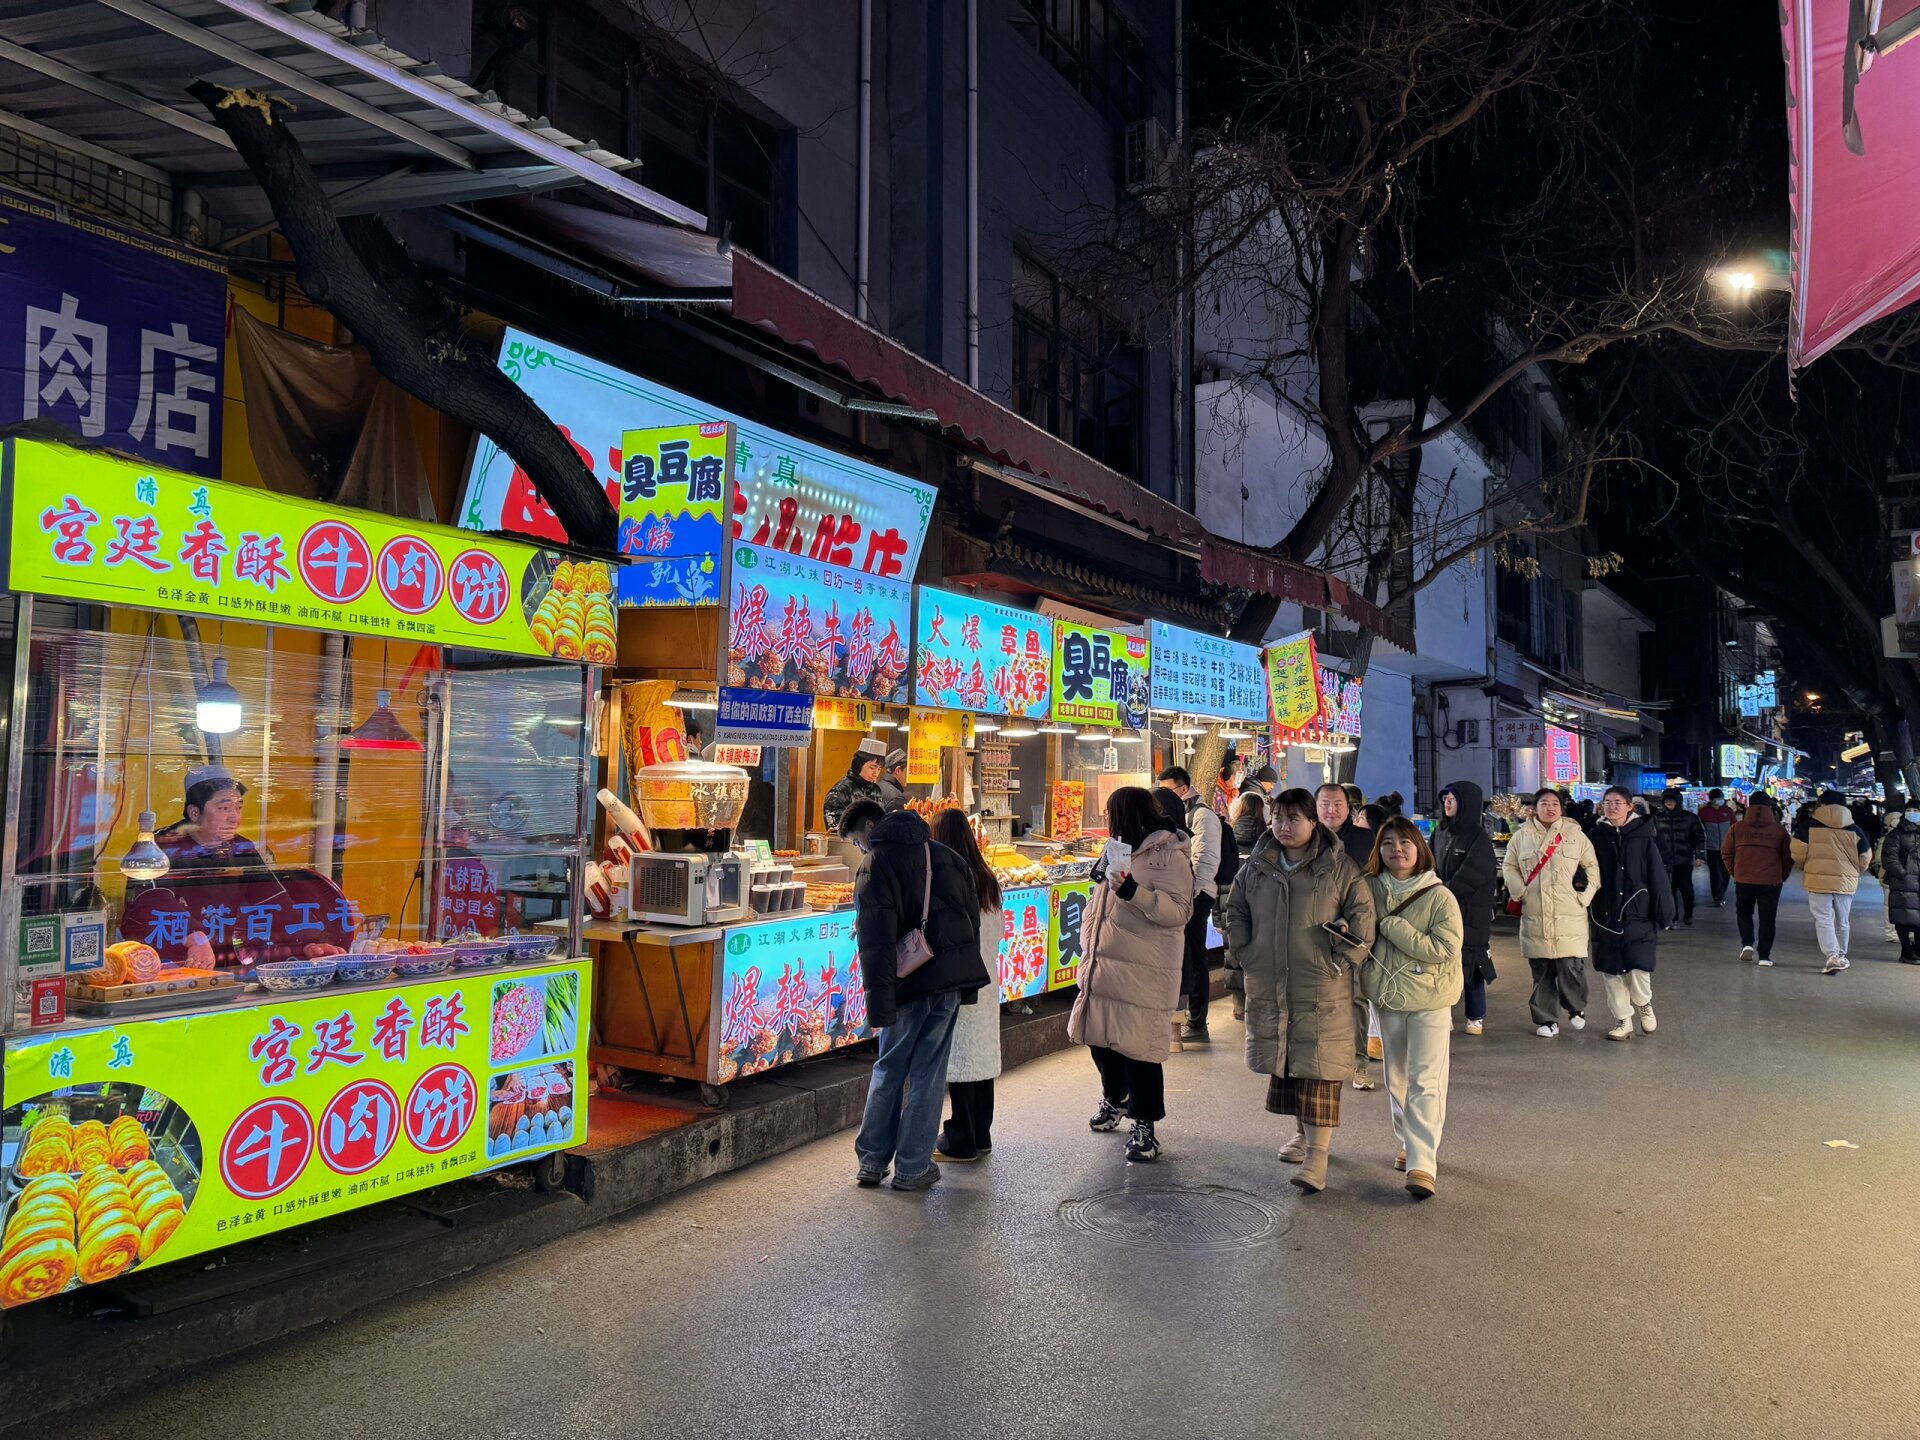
[0, 441, 598, 1308]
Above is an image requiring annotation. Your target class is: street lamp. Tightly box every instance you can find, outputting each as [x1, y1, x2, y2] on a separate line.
[1708, 258, 1790, 295]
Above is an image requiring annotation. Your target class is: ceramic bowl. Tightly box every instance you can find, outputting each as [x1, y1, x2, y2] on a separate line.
[333, 954, 396, 984]
[253, 958, 338, 992]
[503, 934, 560, 964]
[392, 950, 454, 978]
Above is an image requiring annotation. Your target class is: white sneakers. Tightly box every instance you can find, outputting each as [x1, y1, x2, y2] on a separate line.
[1607, 1017, 1633, 1041]
[1637, 1003, 1658, 1033]
[1465, 1018, 1484, 1036]
[1757, 956, 1774, 967]
[1823, 955, 1851, 975]
[1535, 1022, 1560, 1038]
[1739, 945, 1757, 964]
[1569, 1013, 1587, 1031]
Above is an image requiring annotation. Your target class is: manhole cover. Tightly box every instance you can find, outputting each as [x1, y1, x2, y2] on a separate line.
[1059, 1185, 1289, 1251]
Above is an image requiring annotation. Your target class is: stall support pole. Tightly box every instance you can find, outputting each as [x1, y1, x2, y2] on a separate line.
[570, 665, 599, 961]
[1, 593, 33, 1043]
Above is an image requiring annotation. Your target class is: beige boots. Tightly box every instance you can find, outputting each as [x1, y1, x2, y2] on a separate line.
[1289, 1125, 1332, 1193]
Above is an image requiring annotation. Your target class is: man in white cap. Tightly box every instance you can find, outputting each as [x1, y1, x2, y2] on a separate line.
[825, 738, 889, 833]
[156, 762, 264, 869]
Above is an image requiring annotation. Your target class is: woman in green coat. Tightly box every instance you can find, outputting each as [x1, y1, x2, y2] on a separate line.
[1223, 787, 1376, 1195]
[1363, 817, 1464, 1200]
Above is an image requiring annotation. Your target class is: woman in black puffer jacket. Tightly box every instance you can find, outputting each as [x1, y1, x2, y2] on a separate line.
[1589, 785, 1676, 1042]
[1880, 807, 1920, 961]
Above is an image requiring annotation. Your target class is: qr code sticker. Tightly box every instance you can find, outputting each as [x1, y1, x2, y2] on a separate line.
[23, 919, 55, 953]
[66, 926, 102, 967]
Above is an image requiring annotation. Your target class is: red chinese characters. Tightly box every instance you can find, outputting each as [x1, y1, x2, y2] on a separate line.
[318, 1078, 400, 1175]
[420, 992, 470, 1051]
[235, 532, 290, 592]
[298, 521, 373, 603]
[250, 1015, 303, 1085]
[220, 1097, 315, 1199]
[376, 535, 445, 614]
[371, 994, 413, 1063]
[305, 1011, 365, 1073]
[106, 516, 168, 572]
[39, 496, 99, 564]
[405, 1063, 476, 1154]
[448, 548, 509, 625]
[179, 519, 227, 585]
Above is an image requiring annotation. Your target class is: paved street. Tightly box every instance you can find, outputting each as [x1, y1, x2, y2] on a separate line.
[46, 876, 1920, 1440]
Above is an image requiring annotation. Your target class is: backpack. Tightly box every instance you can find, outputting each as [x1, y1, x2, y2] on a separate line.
[1182, 792, 1240, 889]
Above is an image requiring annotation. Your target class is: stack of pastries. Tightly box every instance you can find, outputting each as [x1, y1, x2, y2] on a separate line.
[527, 560, 616, 664]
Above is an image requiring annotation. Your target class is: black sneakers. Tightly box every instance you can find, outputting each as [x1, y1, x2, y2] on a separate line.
[1089, 1098, 1125, 1132]
[1124, 1121, 1161, 1163]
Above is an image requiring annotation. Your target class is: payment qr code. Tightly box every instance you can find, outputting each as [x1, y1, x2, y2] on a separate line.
[65, 926, 102, 967]
[23, 919, 55, 953]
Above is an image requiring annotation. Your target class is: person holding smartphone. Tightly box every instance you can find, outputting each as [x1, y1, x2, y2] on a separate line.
[1500, 788, 1600, 1038]
[1067, 787, 1195, 1163]
[1223, 787, 1376, 1194]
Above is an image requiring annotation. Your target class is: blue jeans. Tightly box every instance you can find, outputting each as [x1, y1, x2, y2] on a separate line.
[855, 991, 962, 1180]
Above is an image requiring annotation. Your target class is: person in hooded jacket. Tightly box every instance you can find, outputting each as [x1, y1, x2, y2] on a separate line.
[1225, 788, 1376, 1195]
[1432, 781, 1498, 1034]
[1362, 817, 1463, 1199]
[1068, 787, 1194, 1164]
[851, 810, 989, 1191]
[824, 738, 888, 834]
[1875, 802, 1920, 964]
[1653, 790, 1706, 926]
[1501, 788, 1601, 1037]
[1698, 789, 1738, 906]
[1791, 789, 1872, 974]
[1723, 792, 1794, 965]
[1589, 786, 1677, 1041]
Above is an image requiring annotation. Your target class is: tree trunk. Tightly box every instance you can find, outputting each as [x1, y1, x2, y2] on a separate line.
[190, 83, 617, 552]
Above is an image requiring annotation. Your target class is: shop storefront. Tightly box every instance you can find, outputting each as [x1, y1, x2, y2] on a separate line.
[0, 441, 601, 1308]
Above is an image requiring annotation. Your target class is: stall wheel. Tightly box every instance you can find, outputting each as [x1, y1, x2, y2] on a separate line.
[531, 1150, 571, 1193]
[699, 1083, 729, 1110]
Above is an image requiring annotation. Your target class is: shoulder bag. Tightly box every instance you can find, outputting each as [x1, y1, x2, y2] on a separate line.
[1505, 833, 1563, 917]
[896, 843, 936, 977]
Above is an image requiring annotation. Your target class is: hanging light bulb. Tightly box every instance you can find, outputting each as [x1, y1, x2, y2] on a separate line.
[339, 689, 424, 752]
[120, 810, 170, 882]
[1037, 722, 1077, 734]
[972, 716, 1001, 734]
[999, 723, 1038, 739]
[195, 656, 243, 734]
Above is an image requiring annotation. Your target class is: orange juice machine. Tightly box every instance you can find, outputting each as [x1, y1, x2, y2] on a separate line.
[626, 760, 752, 925]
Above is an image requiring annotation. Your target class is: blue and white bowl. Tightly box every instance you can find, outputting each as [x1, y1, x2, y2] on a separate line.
[253, 958, 339, 992]
[451, 939, 512, 969]
[503, 934, 559, 964]
[334, 954, 396, 985]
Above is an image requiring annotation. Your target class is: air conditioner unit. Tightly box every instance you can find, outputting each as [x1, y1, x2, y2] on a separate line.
[1123, 117, 1172, 196]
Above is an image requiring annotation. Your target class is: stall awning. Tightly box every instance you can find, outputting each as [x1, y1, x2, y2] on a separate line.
[1782, 0, 1920, 367]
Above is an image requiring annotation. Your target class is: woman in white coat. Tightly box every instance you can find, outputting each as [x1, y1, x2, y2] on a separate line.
[931, 810, 1005, 1161]
[1500, 788, 1600, 1037]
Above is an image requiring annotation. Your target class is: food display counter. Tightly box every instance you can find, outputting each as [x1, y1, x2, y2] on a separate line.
[0, 442, 598, 1308]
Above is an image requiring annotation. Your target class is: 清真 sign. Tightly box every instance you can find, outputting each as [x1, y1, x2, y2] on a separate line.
[6, 442, 612, 664]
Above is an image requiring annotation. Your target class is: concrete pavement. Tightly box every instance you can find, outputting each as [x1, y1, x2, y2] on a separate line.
[40, 875, 1920, 1440]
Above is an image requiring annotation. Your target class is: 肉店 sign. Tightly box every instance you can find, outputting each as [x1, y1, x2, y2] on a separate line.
[4, 442, 611, 662]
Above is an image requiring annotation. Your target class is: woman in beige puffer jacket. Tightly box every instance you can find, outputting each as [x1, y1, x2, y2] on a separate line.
[1068, 787, 1194, 1162]
[1500, 790, 1599, 1037]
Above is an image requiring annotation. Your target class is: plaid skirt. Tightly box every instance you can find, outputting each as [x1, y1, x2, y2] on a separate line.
[1265, 1074, 1343, 1128]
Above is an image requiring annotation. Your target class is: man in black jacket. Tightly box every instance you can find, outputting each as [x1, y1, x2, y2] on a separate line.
[1433, 780, 1498, 1035]
[851, 809, 987, 1192]
[1654, 789, 1706, 926]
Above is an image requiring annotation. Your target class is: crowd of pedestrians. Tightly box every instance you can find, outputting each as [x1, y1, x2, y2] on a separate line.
[844, 753, 1901, 1201]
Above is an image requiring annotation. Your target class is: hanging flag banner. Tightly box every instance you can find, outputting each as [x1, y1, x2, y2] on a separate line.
[1050, 622, 1151, 728]
[1264, 630, 1323, 737]
[3, 442, 613, 663]
[616, 423, 731, 607]
[914, 587, 1054, 717]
